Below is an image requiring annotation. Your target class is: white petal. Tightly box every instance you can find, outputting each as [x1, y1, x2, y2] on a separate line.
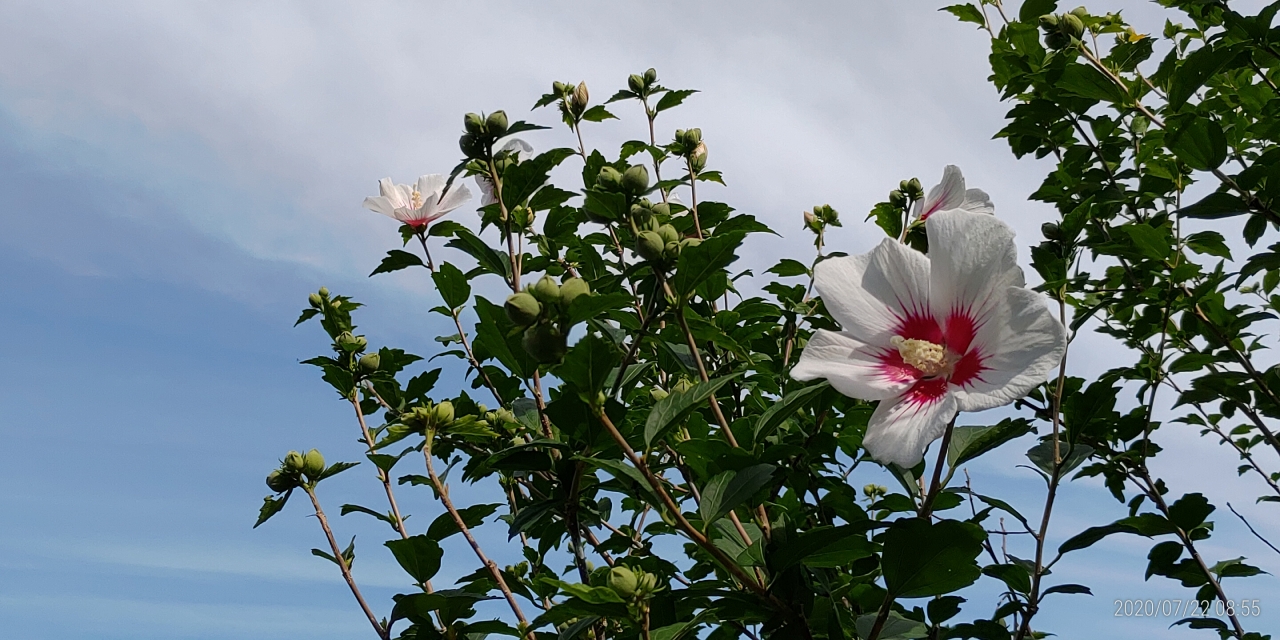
[499, 138, 534, 160]
[416, 174, 448, 198]
[813, 238, 933, 346]
[792, 330, 918, 401]
[362, 195, 396, 217]
[961, 188, 995, 215]
[951, 287, 1066, 412]
[435, 182, 473, 214]
[919, 165, 966, 219]
[476, 176, 497, 207]
[927, 209, 1025, 331]
[863, 384, 958, 468]
[378, 178, 411, 209]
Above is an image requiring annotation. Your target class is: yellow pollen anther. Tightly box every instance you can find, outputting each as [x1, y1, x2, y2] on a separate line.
[891, 336, 949, 376]
[411, 189, 424, 210]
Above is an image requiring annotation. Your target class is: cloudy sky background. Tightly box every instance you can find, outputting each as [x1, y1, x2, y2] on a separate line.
[0, 1, 1277, 637]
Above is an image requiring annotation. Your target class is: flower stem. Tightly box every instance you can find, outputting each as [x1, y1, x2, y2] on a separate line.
[304, 485, 389, 640]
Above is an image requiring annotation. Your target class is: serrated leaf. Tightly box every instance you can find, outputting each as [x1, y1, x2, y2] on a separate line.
[752, 382, 828, 444]
[1168, 119, 1227, 171]
[580, 105, 617, 122]
[941, 4, 986, 27]
[672, 232, 745, 299]
[427, 503, 501, 541]
[253, 494, 289, 528]
[947, 418, 1035, 466]
[655, 89, 697, 113]
[432, 261, 471, 309]
[881, 518, 985, 598]
[385, 535, 443, 583]
[370, 249, 426, 276]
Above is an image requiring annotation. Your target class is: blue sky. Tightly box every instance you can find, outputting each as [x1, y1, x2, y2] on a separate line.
[0, 1, 1276, 638]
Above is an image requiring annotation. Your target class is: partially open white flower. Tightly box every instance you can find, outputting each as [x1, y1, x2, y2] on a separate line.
[477, 139, 535, 207]
[792, 208, 1065, 467]
[363, 175, 472, 230]
[913, 165, 995, 220]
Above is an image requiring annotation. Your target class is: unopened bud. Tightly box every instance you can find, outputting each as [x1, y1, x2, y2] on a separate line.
[358, 352, 381, 373]
[681, 128, 702, 149]
[552, 81, 566, 94]
[637, 572, 658, 594]
[636, 231, 665, 261]
[622, 165, 650, 194]
[558, 277, 591, 306]
[464, 113, 485, 134]
[522, 323, 567, 364]
[284, 450, 305, 473]
[650, 386, 670, 401]
[657, 224, 679, 245]
[308, 293, 323, 308]
[318, 287, 330, 297]
[432, 401, 455, 425]
[628, 73, 645, 93]
[644, 68, 658, 84]
[596, 166, 623, 191]
[531, 275, 561, 304]
[680, 237, 701, 250]
[690, 142, 708, 172]
[486, 111, 509, 136]
[572, 82, 589, 110]
[804, 211, 821, 232]
[1041, 221, 1061, 240]
[650, 202, 671, 218]
[905, 178, 924, 200]
[889, 190, 907, 208]
[1039, 13, 1060, 30]
[672, 378, 695, 394]
[1061, 13, 1085, 38]
[1069, 6, 1088, 18]
[608, 566, 639, 598]
[303, 449, 325, 479]
[505, 292, 543, 326]
[266, 470, 293, 493]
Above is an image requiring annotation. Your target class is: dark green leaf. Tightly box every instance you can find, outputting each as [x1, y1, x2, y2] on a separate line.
[644, 375, 738, 446]
[1057, 64, 1127, 104]
[941, 4, 986, 27]
[1168, 119, 1227, 171]
[580, 105, 617, 122]
[1178, 192, 1248, 219]
[1168, 45, 1238, 110]
[752, 382, 829, 444]
[1018, 0, 1057, 22]
[947, 418, 1035, 466]
[881, 518, 985, 598]
[385, 535, 443, 583]
[699, 464, 775, 526]
[655, 89, 698, 113]
[254, 494, 289, 528]
[427, 503, 501, 541]
[672, 232, 745, 299]
[371, 249, 425, 276]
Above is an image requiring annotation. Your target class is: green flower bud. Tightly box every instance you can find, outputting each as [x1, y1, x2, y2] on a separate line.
[608, 566, 639, 598]
[636, 231, 665, 261]
[358, 352, 381, 373]
[354, 336, 368, 351]
[330, 300, 342, 310]
[637, 572, 658, 594]
[650, 202, 671, 218]
[531, 275, 561, 304]
[1070, 6, 1088, 19]
[308, 293, 323, 308]
[650, 386, 670, 401]
[681, 128, 702, 148]
[628, 73, 645, 93]
[1045, 31, 1070, 49]
[804, 210, 820, 232]
[522, 323, 567, 364]
[558, 277, 591, 306]
[505, 292, 543, 326]
[689, 142, 708, 172]
[303, 449, 325, 479]
[657, 224, 680, 245]
[596, 166, 623, 191]
[552, 80, 566, 94]
[644, 68, 658, 84]
[681, 237, 701, 250]
[622, 165, 650, 194]
[485, 110, 509, 135]
[433, 401, 455, 425]
[888, 190, 907, 208]
[1061, 13, 1085, 39]
[672, 378, 694, 394]
[459, 132, 486, 159]
[266, 470, 293, 493]
[318, 287, 330, 297]
[1041, 221, 1061, 240]
[284, 450, 305, 473]
[905, 178, 924, 200]
[664, 241, 681, 258]
[464, 112, 485, 134]
[1039, 13, 1060, 30]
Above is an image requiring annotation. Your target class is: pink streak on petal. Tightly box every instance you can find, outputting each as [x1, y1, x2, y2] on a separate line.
[903, 377, 949, 409]
[944, 310, 977, 354]
[950, 350, 987, 387]
[895, 310, 943, 343]
[875, 348, 923, 384]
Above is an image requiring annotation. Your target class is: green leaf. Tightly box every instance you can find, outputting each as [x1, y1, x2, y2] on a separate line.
[766, 259, 810, 278]
[556, 333, 620, 396]
[867, 202, 903, 239]
[982, 563, 1031, 594]
[881, 518, 985, 598]
[1168, 44, 1238, 110]
[584, 458, 660, 504]
[752, 382, 829, 444]
[580, 105, 617, 122]
[385, 535, 443, 583]
[566, 292, 633, 326]
[294, 308, 319, 327]
[1026, 439, 1093, 476]
[1167, 119, 1227, 171]
[1042, 583, 1092, 596]
[855, 612, 928, 640]
[1178, 192, 1249, 219]
[427, 503, 501, 541]
[1018, 0, 1057, 22]
[941, 4, 986, 27]
[699, 464, 775, 527]
[318, 461, 359, 481]
[1122, 224, 1172, 260]
[1167, 493, 1214, 531]
[947, 418, 1035, 466]
[583, 190, 629, 222]
[1058, 522, 1139, 554]
[1185, 231, 1232, 259]
[1057, 64, 1127, 104]
[253, 494, 289, 528]
[430, 262, 470, 309]
[644, 375, 738, 446]
[655, 89, 698, 113]
[927, 596, 965, 625]
[774, 524, 875, 570]
[672, 232, 745, 299]
[446, 228, 509, 279]
[370, 249, 425, 276]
